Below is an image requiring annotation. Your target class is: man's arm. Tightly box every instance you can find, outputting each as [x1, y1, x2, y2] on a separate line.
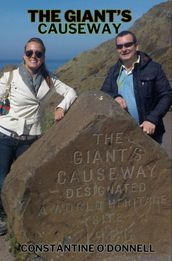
[145, 65, 172, 125]
[140, 64, 172, 134]
[101, 66, 119, 98]
[101, 66, 128, 109]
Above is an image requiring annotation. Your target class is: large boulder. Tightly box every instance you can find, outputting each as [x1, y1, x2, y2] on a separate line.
[2, 91, 171, 261]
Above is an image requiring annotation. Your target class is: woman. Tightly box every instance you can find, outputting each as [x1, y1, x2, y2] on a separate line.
[0, 38, 77, 235]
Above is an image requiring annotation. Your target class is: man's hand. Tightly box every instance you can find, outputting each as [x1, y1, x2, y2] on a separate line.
[115, 97, 127, 109]
[54, 107, 65, 121]
[140, 121, 156, 135]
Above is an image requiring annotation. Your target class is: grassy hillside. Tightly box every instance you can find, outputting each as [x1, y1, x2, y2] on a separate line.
[41, 1, 171, 130]
[1, 1, 171, 131]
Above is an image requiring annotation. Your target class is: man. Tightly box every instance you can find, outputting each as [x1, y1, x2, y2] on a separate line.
[101, 30, 172, 143]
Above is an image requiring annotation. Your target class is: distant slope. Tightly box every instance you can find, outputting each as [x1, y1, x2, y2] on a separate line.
[1, 1, 171, 130]
[56, 1, 172, 95]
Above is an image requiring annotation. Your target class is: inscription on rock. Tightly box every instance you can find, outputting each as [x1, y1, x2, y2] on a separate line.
[2, 91, 171, 261]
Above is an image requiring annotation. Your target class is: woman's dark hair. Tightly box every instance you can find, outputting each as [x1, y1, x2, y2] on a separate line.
[24, 37, 46, 53]
[24, 37, 52, 87]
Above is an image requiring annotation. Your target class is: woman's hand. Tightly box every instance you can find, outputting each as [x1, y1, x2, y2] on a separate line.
[54, 107, 65, 121]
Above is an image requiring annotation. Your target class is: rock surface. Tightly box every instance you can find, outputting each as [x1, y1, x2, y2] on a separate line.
[0, 235, 14, 261]
[2, 91, 172, 261]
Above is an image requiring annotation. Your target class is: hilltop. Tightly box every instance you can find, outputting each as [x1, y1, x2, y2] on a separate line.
[55, 1, 172, 94]
[37, 1, 172, 129]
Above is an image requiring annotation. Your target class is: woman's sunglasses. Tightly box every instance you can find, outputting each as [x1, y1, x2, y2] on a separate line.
[25, 50, 44, 58]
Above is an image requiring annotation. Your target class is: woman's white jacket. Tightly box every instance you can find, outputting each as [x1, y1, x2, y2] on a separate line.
[0, 68, 77, 135]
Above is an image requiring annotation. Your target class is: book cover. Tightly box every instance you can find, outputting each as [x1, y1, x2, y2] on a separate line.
[0, 1, 171, 261]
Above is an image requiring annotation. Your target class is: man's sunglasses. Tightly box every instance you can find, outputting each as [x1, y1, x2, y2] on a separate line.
[116, 42, 136, 49]
[25, 50, 44, 58]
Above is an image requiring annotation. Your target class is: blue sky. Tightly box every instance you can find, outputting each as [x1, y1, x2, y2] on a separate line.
[0, 0, 167, 60]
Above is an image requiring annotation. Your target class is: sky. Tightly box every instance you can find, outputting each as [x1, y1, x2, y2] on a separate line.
[0, 0, 167, 60]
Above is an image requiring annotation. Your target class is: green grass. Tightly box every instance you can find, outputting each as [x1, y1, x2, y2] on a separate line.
[41, 110, 54, 133]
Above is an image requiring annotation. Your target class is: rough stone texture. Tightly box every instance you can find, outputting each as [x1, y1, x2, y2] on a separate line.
[0, 235, 14, 261]
[162, 110, 172, 158]
[2, 91, 172, 261]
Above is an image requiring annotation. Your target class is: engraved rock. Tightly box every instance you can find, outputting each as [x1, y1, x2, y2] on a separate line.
[2, 91, 171, 261]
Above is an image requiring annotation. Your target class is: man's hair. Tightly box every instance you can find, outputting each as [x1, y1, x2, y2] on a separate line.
[115, 31, 137, 44]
